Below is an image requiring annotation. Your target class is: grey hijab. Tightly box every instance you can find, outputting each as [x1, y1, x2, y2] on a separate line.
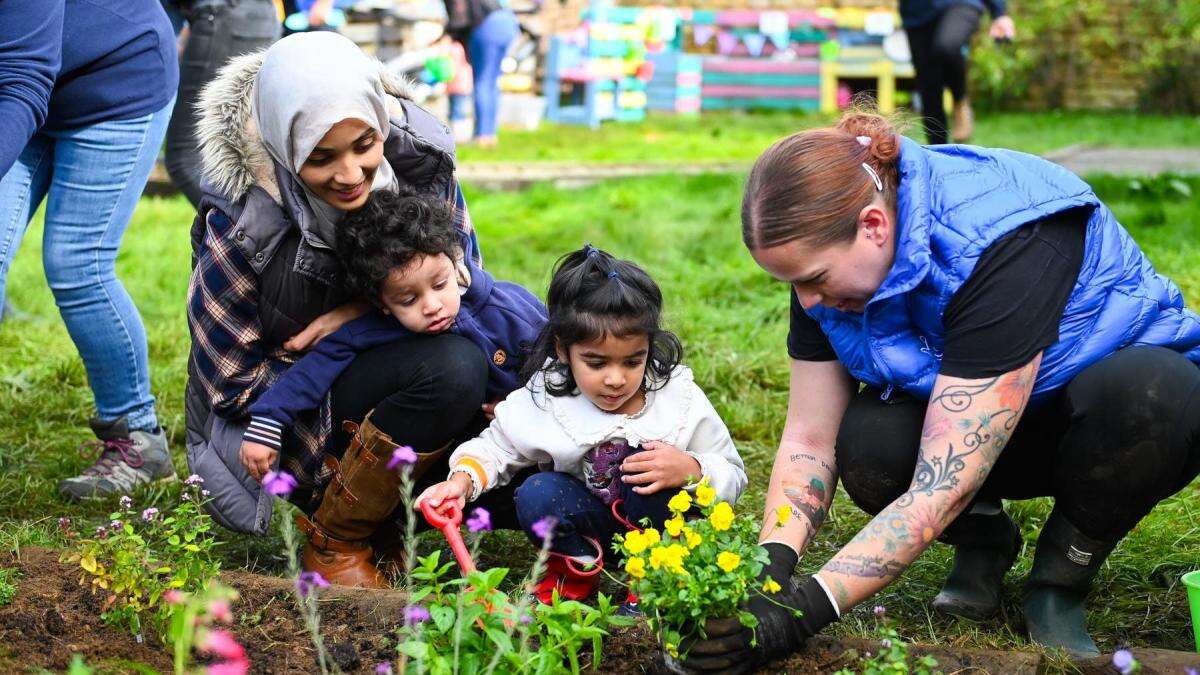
[253, 31, 398, 249]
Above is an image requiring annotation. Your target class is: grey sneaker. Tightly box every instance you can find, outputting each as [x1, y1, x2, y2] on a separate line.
[58, 417, 176, 501]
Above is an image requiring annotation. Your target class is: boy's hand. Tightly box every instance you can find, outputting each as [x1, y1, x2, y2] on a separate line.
[240, 441, 278, 483]
[620, 441, 702, 495]
[415, 473, 472, 515]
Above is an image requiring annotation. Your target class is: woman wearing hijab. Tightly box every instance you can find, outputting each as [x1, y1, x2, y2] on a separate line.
[186, 32, 527, 587]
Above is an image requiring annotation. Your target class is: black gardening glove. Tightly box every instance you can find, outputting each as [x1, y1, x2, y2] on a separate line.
[681, 543, 839, 674]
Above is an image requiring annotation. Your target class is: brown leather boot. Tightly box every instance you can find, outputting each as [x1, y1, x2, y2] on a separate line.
[952, 98, 974, 143]
[297, 413, 449, 588]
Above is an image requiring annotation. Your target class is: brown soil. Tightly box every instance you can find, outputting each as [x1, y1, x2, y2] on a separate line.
[2, 548, 1195, 674]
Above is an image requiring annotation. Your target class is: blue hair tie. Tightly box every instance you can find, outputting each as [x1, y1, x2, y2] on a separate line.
[608, 270, 619, 279]
[584, 243, 600, 258]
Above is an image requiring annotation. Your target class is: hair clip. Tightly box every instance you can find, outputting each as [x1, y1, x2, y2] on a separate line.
[862, 163, 883, 191]
[856, 135, 871, 146]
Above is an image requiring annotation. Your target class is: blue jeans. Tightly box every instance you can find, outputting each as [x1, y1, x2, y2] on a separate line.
[514, 470, 673, 559]
[448, 94, 472, 122]
[467, 10, 518, 138]
[0, 98, 174, 431]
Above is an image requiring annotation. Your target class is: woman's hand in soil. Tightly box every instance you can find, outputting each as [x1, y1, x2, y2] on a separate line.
[620, 441, 702, 495]
[415, 474, 471, 514]
[240, 441, 278, 483]
[284, 300, 371, 352]
[682, 543, 839, 672]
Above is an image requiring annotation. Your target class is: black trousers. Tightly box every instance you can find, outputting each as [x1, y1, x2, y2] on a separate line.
[836, 346, 1200, 543]
[327, 333, 530, 532]
[904, 4, 982, 145]
[165, 0, 280, 207]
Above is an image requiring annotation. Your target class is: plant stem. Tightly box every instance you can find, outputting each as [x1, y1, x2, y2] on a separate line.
[279, 502, 334, 674]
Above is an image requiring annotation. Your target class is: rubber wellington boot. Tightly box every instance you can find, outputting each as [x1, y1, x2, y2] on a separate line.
[297, 413, 449, 588]
[533, 537, 604, 604]
[1022, 510, 1118, 657]
[932, 502, 1022, 620]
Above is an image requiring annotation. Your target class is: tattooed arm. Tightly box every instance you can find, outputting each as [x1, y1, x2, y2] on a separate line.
[816, 354, 1041, 610]
[759, 358, 856, 553]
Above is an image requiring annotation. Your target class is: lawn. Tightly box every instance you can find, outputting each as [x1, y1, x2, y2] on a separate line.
[1, 111, 1198, 664]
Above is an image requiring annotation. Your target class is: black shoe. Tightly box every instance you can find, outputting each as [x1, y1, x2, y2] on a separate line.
[932, 503, 1022, 620]
[1021, 510, 1118, 657]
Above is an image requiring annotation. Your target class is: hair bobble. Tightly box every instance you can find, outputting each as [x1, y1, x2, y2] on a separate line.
[584, 243, 600, 258]
[856, 135, 871, 146]
[608, 270, 619, 279]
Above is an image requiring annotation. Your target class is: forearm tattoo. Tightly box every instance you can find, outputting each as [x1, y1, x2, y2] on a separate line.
[783, 452, 835, 534]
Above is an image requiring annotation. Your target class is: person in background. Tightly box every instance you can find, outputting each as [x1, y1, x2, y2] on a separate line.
[164, 0, 281, 208]
[0, 0, 179, 499]
[443, 0, 519, 148]
[900, 0, 1015, 144]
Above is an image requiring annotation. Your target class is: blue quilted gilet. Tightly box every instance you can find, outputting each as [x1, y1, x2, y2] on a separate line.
[810, 137, 1200, 400]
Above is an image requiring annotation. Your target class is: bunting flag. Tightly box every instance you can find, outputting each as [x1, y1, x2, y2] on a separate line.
[693, 24, 715, 47]
[742, 33, 767, 57]
[767, 29, 790, 50]
[716, 30, 739, 55]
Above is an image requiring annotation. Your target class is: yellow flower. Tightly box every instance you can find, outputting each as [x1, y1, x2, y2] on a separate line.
[665, 643, 679, 658]
[649, 546, 669, 570]
[624, 531, 648, 555]
[665, 515, 685, 537]
[668, 490, 693, 514]
[762, 578, 782, 594]
[683, 527, 702, 550]
[643, 528, 661, 546]
[695, 482, 716, 507]
[716, 551, 740, 573]
[625, 556, 646, 579]
[709, 502, 734, 531]
[775, 505, 792, 526]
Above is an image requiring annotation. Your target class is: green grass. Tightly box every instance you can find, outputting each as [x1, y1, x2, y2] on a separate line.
[2, 164, 1198, 657]
[456, 110, 1200, 163]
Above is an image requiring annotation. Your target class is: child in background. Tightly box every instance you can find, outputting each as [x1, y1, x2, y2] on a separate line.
[241, 188, 546, 478]
[445, 37, 474, 143]
[418, 245, 747, 604]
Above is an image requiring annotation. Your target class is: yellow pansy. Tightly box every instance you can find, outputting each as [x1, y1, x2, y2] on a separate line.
[665, 643, 679, 658]
[709, 502, 734, 531]
[716, 551, 740, 573]
[775, 505, 792, 526]
[649, 546, 669, 570]
[668, 490, 692, 514]
[624, 531, 648, 555]
[762, 578, 782, 594]
[625, 556, 646, 579]
[695, 482, 716, 507]
[665, 515, 685, 537]
[643, 528, 662, 546]
[683, 527, 703, 550]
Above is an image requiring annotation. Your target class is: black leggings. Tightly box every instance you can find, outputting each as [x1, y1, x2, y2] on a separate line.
[836, 346, 1200, 543]
[327, 333, 530, 531]
[905, 4, 982, 145]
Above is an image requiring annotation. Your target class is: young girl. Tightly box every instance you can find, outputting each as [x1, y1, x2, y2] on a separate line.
[418, 245, 747, 603]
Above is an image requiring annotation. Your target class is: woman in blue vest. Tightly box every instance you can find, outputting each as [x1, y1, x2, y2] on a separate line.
[683, 112, 1200, 670]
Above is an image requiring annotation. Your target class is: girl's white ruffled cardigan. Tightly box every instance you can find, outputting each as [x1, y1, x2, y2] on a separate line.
[448, 365, 747, 504]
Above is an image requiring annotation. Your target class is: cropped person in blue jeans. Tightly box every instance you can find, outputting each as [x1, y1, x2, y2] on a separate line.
[443, 0, 519, 147]
[0, 0, 179, 500]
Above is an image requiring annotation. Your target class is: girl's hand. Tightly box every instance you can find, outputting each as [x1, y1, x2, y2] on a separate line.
[620, 441, 703, 495]
[481, 399, 502, 421]
[284, 300, 371, 352]
[415, 474, 471, 514]
[990, 15, 1016, 41]
[240, 441, 278, 483]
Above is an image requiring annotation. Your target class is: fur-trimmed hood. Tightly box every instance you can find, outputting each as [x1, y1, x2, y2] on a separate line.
[196, 49, 423, 205]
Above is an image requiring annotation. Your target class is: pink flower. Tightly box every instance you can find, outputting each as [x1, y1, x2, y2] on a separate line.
[296, 571, 330, 598]
[199, 629, 246, 661]
[209, 599, 233, 623]
[387, 445, 418, 471]
[466, 507, 492, 532]
[163, 589, 184, 604]
[206, 662, 250, 675]
[185, 474, 204, 486]
[263, 470, 297, 497]
[532, 516, 557, 541]
[141, 507, 159, 522]
[873, 605, 886, 616]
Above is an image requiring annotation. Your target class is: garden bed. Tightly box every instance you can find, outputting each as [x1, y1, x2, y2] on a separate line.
[3, 547, 1196, 674]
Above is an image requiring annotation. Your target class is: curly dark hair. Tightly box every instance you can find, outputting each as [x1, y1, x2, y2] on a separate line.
[520, 244, 684, 397]
[336, 188, 460, 304]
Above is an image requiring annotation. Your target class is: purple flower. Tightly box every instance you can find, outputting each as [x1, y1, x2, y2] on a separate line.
[374, 664, 393, 675]
[184, 474, 204, 486]
[872, 605, 886, 617]
[296, 571, 330, 598]
[519, 613, 533, 625]
[404, 605, 430, 625]
[109, 519, 123, 531]
[880, 639, 892, 648]
[201, 489, 211, 498]
[1184, 668, 1197, 675]
[1112, 649, 1136, 675]
[141, 507, 159, 522]
[263, 470, 298, 497]
[532, 516, 557, 541]
[58, 517, 71, 531]
[466, 507, 492, 532]
[387, 445, 418, 471]
[119, 495, 132, 510]
[95, 525, 108, 539]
